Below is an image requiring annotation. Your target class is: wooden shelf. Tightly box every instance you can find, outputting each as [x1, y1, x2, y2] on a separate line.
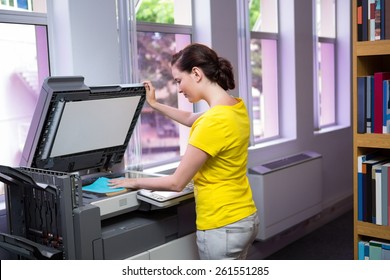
[356, 222, 390, 240]
[354, 133, 390, 149]
[356, 40, 390, 56]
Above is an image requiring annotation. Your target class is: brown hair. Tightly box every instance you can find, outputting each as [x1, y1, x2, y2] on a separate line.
[171, 43, 235, 91]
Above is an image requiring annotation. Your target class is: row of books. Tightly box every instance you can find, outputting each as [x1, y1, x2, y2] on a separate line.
[357, 72, 390, 133]
[357, 152, 390, 225]
[357, 0, 390, 41]
[358, 240, 390, 259]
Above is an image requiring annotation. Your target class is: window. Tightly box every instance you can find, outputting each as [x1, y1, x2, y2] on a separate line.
[136, 29, 191, 166]
[0, 9, 50, 195]
[136, 0, 191, 25]
[0, 0, 46, 12]
[123, 0, 192, 168]
[249, 0, 279, 143]
[314, 0, 336, 129]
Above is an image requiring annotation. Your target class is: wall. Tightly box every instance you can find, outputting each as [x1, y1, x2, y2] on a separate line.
[192, 0, 352, 211]
[47, 0, 121, 85]
[194, 0, 352, 257]
[2, 0, 352, 259]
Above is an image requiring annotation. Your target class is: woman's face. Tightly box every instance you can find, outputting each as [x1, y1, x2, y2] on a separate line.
[171, 65, 200, 103]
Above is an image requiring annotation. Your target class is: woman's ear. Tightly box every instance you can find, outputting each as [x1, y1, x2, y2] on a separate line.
[192, 67, 202, 82]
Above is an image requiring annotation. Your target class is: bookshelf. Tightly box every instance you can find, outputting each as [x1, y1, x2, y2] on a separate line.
[352, 0, 390, 259]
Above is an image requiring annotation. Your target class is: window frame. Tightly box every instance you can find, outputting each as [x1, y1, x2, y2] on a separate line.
[118, 0, 194, 170]
[135, 22, 194, 168]
[250, 30, 281, 144]
[0, 8, 48, 202]
[313, 0, 338, 131]
[238, 0, 281, 146]
[136, 21, 192, 35]
[0, 8, 46, 24]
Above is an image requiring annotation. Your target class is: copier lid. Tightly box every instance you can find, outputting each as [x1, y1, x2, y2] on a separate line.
[20, 76, 146, 173]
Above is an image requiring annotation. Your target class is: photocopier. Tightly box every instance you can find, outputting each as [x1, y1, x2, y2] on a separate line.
[0, 76, 196, 260]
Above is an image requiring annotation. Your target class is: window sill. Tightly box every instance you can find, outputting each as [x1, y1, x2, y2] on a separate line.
[248, 136, 295, 151]
[314, 124, 351, 135]
[144, 161, 180, 175]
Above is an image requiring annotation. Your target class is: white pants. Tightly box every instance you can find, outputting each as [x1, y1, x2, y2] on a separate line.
[196, 212, 259, 260]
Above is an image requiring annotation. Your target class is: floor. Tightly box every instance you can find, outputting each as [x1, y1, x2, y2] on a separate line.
[248, 210, 354, 260]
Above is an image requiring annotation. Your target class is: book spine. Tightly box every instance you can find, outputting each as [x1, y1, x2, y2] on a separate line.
[358, 0, 363, 41]
[358, 153, 390, 226]
[358, 77, 367, 133]
[358, 155, 366, 221]
[382, 243, 390, 259]
[363, 161, 372, 222]
[386, 0, 390, 39]
[382, 163, 389, 226]
[375, 0, 382, 40]
[367, 76, 373, 133]
[385, 80, 390, 133]
[358, 241, 367, 259]
[374, 72, 390, 133]
[380, 0, 386, 39]
[369, 0, 376, 41]
[375, 165, 382, 224]
[363, 0, 369, 40]
[388, 165, 390, 226]
[369, 240, 383, 259]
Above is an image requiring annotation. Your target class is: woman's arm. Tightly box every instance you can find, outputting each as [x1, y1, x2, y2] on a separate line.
[109, 144, 209, 192]
[143, 80, 202, 127]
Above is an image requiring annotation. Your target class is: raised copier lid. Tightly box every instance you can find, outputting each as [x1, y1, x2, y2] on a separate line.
[20, 76, 146, 173]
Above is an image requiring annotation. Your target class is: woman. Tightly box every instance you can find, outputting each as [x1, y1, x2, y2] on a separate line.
[109, 43, 259, 260]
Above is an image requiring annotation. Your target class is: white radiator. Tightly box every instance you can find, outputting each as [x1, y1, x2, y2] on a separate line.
[248, 151, 323, 240]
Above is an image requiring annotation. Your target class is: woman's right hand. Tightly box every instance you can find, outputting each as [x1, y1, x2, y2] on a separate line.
[143, 80, 157, 108]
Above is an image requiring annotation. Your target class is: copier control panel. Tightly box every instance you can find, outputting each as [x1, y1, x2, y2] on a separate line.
[137, 181, 194, 207]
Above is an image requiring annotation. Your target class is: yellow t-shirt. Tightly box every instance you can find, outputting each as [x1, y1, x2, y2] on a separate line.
[189, 98, 257, 230]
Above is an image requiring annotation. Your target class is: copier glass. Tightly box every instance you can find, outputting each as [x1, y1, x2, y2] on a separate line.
[0, 76, 196, 260]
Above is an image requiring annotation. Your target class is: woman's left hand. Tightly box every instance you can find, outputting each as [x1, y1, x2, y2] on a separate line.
[108, 178, 138, 189]
[142, 80, 157, 108]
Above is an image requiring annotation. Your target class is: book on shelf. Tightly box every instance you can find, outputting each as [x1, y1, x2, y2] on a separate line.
[382, 242, 390, 259]
[386, 0, 390, 39]
[358, 153, 390, 225]
[374, 0, 381, 40]
[368, 0, 375, 41]
[358, 76, 367, 133]
[356, 73, 390, 134]
[357, 0, 390, 41]
[358, 240, 370, 259]
[356, 75, 373, 133]
[383, 80, 390, 133]
[358, 151, 381, 220]
[358, 0, 368, 41]
[372, 240, 390, 260]
[358, 240, 390, 260]
[374, 72, 390, 133]
[357, 0, 363, 41]
[373, 162, 389, 224]
[373, 163, 381, 224]
[371, 161, 388, 223]
[387, 161, 390, 225]
[381, 162, 390, 225]
[367, 76, 374, 133]
[358, 155, 365, 221]
[362, 157, 386, 222]
[370, 240, 384, 259]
